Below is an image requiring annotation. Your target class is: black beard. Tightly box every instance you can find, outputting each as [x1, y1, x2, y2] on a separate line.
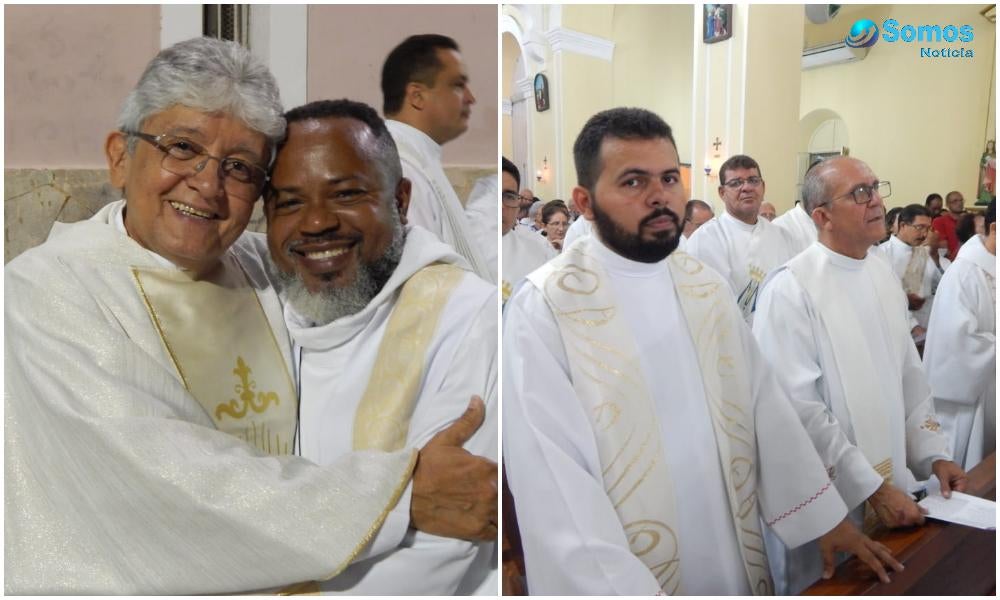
[590, 199, 680, 263]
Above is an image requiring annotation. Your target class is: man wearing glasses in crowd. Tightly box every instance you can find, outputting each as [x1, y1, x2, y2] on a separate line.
[685, 154, 795, 323]
[752, 156, 966, 594]
[876, 203, 946, 346]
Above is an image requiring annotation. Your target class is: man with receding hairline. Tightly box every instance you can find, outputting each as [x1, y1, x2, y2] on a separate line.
[381, 34, 491, 280]
[754, 155, 966, 594]
[685, 154, 795, 322]
[265, 98, 498, 594]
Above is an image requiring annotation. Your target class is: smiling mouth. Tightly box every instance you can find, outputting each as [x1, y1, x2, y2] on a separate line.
[298, 247, 349, 260]
[169, 201, 216, 220]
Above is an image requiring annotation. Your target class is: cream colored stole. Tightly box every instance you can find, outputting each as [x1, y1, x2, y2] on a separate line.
[901, 245, 929, 295]
[527, 241, 772, 595]
[787, 246, 908, 530]
[352, 263, 465, 451]
[132, 262, 297, 456]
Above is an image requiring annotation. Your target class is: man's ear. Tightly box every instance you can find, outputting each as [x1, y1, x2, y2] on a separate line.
[811, 204, 832, 232]
[405, 82, 426, 111]
[105, 131, 129, 191]
[395, 177, 412, 225]
[572, 186, 595, 221]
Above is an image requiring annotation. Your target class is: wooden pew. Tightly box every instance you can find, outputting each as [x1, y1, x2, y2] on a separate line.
[803, 453, 996, 595]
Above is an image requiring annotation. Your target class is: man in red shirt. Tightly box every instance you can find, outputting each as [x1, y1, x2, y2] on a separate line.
[932, 190, 965, 260]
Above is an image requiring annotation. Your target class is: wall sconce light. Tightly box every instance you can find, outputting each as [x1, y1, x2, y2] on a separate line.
[536, 156, 549, 182]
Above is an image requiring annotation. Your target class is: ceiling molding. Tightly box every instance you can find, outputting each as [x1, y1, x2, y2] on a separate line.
[545, 27, 615, 61]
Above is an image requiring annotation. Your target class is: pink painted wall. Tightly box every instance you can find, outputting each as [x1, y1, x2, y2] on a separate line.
[306, 5, 497, 166]
[5, 5, 161, 168]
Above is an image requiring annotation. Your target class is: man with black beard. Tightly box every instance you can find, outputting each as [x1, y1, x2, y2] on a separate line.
[265, 99, 498, 594]
[501, 108, 901, 595]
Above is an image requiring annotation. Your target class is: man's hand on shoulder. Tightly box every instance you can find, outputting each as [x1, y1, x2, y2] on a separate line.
[411, 396, 498, 541]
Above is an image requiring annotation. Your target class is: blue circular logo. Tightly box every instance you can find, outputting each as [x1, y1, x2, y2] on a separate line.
[845, 19, 880, 48]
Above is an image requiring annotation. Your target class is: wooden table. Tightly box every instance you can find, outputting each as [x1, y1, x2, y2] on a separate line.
[804, 453, 996, 595]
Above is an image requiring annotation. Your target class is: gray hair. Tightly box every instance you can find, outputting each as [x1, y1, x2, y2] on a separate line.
[117, 37, 285, 155]
[801, 160, 837, 216]
[527, 200, 543, 219]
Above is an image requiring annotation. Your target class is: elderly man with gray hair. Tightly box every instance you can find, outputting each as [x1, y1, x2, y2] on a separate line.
[5, 37, 495, 595]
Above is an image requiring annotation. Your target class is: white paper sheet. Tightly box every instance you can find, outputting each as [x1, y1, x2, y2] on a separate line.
[918, 491, 996, 530]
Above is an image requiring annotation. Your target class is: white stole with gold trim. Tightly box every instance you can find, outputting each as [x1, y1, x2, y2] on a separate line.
[527, 240, 772, 595]
[352, 263, 465, 451]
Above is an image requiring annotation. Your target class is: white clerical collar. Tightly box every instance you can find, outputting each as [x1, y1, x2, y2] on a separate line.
[590, 235, 671, 278]
[957, 234, 996, 277]
[816, 240, 869, 271]
[720, 210, 758, 233]
[888, 234, 912, 254]
[111, 200, 182, 270]
[386, 119, 443, 161]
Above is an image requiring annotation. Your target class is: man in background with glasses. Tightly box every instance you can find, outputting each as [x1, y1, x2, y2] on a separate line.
[685, 154, 795, 323]
[5, 37, 495, 595]
[876, 203, 948, 345]
[501, 157, 554, 304]
[752, 156, 966, 594]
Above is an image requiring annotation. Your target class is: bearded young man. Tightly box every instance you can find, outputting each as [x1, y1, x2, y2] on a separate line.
[502, 107, 901, 595]
[264, 99, 497, 594]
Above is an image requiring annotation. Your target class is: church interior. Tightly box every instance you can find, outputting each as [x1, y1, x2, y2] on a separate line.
[502, 4, 996, 216]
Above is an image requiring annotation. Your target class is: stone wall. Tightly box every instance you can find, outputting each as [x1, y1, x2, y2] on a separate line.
[5, 166, 495, 263]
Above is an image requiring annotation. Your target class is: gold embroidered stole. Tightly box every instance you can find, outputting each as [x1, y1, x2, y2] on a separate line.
[352, 263, 465, 451]
[787, 246, 908, 531]
[132, 262, 297, 456]
[527, 242, 772, 595]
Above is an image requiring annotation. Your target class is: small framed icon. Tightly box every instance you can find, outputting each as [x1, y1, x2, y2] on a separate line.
[534, 73, 549, 112]
[704, 4, 733, 44]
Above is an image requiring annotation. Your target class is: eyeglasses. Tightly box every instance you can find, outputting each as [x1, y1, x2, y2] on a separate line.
[722, 176, 763, 189]
[826, 181, 891, 205]
[502, 191, 522, 207]
[124, 131, 267, 201]
[904, 223, 931, 233]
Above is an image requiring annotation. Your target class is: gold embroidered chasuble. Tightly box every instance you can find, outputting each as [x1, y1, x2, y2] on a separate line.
[527, 242, 773, 595]
[133, 263, 297, 456]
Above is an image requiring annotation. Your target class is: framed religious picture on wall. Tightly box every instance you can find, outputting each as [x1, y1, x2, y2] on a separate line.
[534, 73, 549, 112]
[704, 4, 733, 44]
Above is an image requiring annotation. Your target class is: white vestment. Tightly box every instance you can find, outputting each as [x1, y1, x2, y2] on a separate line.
[4, 200, 415, 594]
[503, 237, 846, 595]
[923, 235, 996, 470]
[772, 204, 817, 257]
[685, 211, 795, 322]
[463, 174, 500, 282]
[876, 235, 944, 329]
[286, 227, 499, 594]
[562, 213, 593, 249]
[501, 225, 556, 303]
[753, 242, 952, 594]
[386, 119, 492, 281]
